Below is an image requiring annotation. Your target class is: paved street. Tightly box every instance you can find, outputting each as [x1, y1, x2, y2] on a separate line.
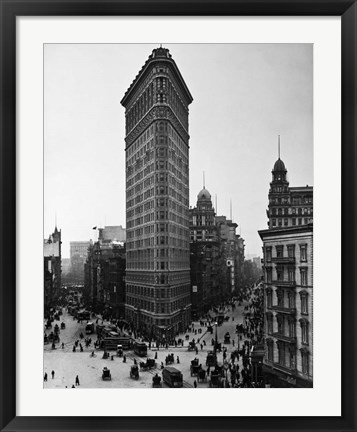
[44, 300, 254, 389]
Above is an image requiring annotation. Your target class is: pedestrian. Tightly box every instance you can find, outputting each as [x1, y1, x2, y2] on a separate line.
[195, 347, 198, 355]
[177, 356, 180, 364]
[61, 342, 64, 349]
[123, 355, 126, 363]
[200, 343, 203, 351]
[44, 372, 48, 382]
[80, 344, 83, 352]
[194, 380, 197, 388]
[51, 370, 55, 379]
[73, 345, 76, 352]
[154, 351, 158, 360]
[75, 375, 80, 386]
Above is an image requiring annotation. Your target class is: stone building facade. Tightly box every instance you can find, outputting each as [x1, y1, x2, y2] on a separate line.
[84, 240, 126, 318]
[267, 158, 313, 229]
[259, 157, 313, 387]
[189, 187, 222, 317]
[44, 226, 61, 313]
[121, 47, 193, 339]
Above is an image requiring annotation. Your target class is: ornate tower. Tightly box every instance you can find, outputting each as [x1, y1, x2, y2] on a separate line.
[121, 47, 193, 339]
[268, 157, 290, 229]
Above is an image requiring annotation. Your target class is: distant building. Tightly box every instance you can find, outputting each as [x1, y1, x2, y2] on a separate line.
[69, 241, 91, 284]
[259, 155, 313, 387]
[61, 258, 71, 275]
[121, 47, 193, 339]
[215, 215, 245, 295]
[267, 157, 313, 229]
[99, 225, 126, 242]
[44, 226, 61, 312]
[189, 187, 223, 316]
[84, 241, 126, 318]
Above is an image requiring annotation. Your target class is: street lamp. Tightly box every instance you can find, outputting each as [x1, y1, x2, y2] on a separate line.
[214, 321, 218, 354]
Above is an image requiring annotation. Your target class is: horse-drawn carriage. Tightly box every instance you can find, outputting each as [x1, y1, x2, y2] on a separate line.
[209, 372, 223, 388]
[165, 353, 175, 365]
[140, 358, 156, 371]
[60, 322, 65, 330]
[206, 351, 217, 367]
[224, 332, 231, 344]
[198, 368, 207, 383]
[207, 325, 213, 334]
[187, 341, 196, 351]
[102, 367, 111, 381]
[47, 332, 60, 343]
[190, 358, 201, 376]
[214, 364, 224, 377]
[130, 365, 139, 380]
[152, 374, 162, 388]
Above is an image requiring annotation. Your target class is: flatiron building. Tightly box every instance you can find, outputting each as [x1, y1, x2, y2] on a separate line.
[121, 47, 193, 339]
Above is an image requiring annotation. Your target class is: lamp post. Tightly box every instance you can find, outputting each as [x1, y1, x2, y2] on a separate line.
[214, 321, 218, 354]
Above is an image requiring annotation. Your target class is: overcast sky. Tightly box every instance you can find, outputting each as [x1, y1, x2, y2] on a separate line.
[44, 43, 313, 258]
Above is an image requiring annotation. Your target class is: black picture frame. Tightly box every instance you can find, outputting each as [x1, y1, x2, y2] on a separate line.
[0, 1, 356, 431]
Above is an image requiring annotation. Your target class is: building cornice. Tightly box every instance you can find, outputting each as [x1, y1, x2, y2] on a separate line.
[258, 223, 313, 240]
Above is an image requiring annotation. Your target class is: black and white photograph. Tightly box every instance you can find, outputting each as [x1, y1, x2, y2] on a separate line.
[43, 43, 313, 389]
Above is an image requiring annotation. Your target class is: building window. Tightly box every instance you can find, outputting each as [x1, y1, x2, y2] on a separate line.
[267, 313, 273, 334]
[277, 314, 284, 334]
[277, 267, 284, 281]
[288, 291, 295, 309]
[276, 289, 284, 307]
[284, 219, 288, 226]
[288, 268, 295, 282]
[300, 268, 308, 286]
[301, 350, 310, 374]
[267, 339, 274, 361]
[300, 319, 309, 344]
[277, 341, 285, 366]
[292, 218, 296, 226]
[289, 348, 296, 370]
[288, 318, 296, 338]
[300, 291, 308, 314]
[266, 268, 272, 284]
[266, 247, 272, 262]
[300, 244, 307, 261]
[287, 244, 295, 258]
[266, 289, 272, 308]
[276, 246, 283, 258]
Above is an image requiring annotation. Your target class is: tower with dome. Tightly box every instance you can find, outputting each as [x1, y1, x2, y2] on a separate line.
[259, 148, 314, 388]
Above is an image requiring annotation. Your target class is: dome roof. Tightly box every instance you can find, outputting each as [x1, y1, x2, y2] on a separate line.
[197, 187, 211, 200]
[273, 158, 286, 172]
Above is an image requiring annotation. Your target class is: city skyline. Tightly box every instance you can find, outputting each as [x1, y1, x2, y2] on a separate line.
[44, 43, 313, 258]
